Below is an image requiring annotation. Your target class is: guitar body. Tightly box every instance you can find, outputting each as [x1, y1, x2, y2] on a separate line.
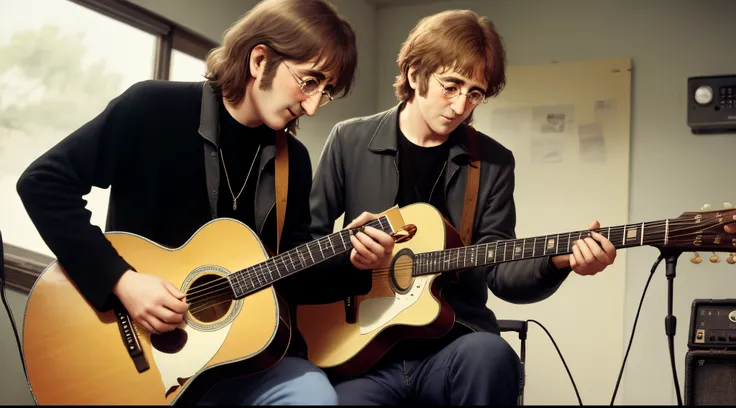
[23, 218, 291, 405]
[297, 203, 463, 379]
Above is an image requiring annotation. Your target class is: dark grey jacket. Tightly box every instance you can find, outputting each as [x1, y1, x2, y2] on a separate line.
[309, 104, 573, 334]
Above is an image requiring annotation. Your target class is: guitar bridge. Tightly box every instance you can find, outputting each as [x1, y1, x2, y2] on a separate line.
[114, 306, 150, 373]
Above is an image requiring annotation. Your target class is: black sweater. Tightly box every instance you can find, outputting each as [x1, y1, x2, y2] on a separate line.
[16, 80, 359, 357]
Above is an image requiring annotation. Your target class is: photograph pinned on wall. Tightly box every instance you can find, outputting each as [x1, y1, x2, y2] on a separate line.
[578, 123, 606, 163]
[594, 99, 617, 122]
[531, 105, 575, 134]
[530, 138, 564, 163]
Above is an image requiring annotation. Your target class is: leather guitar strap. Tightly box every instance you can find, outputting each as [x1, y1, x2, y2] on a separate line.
[275, 131, 289, 254]
[459, 126, 481, 246]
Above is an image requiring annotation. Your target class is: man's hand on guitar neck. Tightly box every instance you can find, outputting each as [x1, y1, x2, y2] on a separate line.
[344, 212, 395, 271]
[112, 270, 189, 334]
[551, 220, 617, 276]
[726, 224, 736, 234]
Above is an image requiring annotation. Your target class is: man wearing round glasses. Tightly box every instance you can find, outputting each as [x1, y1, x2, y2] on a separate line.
[308, 8, 617, 406]
[16, 0, 378, 405]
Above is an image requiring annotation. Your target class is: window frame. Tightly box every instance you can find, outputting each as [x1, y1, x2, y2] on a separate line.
[3, 0, 219, 292]
[69, 0, 218, 79]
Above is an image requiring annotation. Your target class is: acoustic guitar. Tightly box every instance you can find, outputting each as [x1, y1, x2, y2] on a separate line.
[297, 202, 736, 379]
[22, 207, 413, 405]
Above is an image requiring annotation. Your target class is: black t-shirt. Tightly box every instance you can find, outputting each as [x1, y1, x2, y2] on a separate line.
[215, 99, 269, 231]
[395, 126, 451, 219]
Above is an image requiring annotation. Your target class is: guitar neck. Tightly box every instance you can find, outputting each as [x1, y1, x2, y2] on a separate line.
[228, 216, 395, 299]
[414, 219, 672, 276]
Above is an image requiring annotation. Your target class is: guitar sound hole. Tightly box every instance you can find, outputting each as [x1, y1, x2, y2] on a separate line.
[187, 273, 233, 323]
[151, 328, 187, 354]
[390, 253, 414, 294]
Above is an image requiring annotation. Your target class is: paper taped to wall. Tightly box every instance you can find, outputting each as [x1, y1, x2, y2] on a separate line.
[578, 123, 606, 163]
[532, 105, 575, 134]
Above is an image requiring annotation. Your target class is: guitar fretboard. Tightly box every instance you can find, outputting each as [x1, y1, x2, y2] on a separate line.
[413, 220, 671, 276]
[229, 216, 395, 298]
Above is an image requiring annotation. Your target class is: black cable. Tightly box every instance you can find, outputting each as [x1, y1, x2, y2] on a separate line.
[609, 253, 664, 405]
[527, 319, 583, 405]
[1, 281, 27, 382]
[0, 230, 29, 384]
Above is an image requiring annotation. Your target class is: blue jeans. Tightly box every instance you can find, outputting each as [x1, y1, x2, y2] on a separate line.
[199, 356, 337, 405]
[333, 332, 521, 405]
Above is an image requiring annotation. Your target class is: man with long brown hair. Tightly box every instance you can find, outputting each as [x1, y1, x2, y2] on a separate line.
[16, 0, 389, 404]
[309, 9, 618, 405]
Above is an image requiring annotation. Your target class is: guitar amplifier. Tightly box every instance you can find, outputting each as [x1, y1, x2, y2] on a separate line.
[685, 299, 736, 405]
[688, 299, 736, 350]
[687, 74, 736, 134]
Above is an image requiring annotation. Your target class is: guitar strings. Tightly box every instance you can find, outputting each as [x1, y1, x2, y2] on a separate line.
[183, 218, 385, 305]
[368, 219, 734, 280]
[190, 228, 736, 310]
[187, 217, 733, 309]
[185, 217, 734, 311]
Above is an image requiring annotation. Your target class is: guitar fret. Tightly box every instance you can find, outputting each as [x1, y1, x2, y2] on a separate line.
[280, 256, 289, 278]
[317, 240, 325, 258]
[235, 272, 243, 293]
[256, 265, 264, 286]
[298, 247, 307, 267]
[261, 262, 269, 284]
[248, 269, 256, 289]
[522, 239, 527, 258]
[339, 232, 347, 249]
[622, 228, 625, 245]
[269, 259, 277, 280]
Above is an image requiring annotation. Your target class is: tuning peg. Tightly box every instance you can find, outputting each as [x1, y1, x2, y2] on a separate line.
[710, 252, 721, 263]
[727, 253, 736, 265]
[724, 202, 734, 209]
[691, 252, 703, 264]
[702, 204, 712, 211]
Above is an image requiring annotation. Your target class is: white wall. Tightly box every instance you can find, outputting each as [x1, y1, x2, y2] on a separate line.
[375, 0, 736, 405]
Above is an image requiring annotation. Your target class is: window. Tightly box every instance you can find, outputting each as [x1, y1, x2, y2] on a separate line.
[170, 49, 208, 82]
[0, 0, 218, 287]
[0, 0, 158, 257]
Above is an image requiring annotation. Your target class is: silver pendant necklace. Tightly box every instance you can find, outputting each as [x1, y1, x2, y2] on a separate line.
[220, 143, 261, 211]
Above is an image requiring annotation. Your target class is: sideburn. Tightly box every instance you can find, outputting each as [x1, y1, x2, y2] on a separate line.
[259, 56, 280, 91]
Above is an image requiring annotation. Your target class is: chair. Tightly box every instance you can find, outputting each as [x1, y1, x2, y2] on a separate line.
[498, 319, 528, 405]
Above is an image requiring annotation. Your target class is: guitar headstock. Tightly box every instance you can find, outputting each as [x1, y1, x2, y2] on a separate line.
[669, 203, 736, 264]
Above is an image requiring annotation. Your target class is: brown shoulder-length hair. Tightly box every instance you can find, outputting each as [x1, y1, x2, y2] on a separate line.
[205, 0, 358, 133]
[394, 10, 506, 107]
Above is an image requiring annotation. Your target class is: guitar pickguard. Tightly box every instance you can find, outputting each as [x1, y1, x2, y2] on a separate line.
[357, 276, 429, 335]
[151, 265, 244, 398]
[151, 320, 234, 396]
